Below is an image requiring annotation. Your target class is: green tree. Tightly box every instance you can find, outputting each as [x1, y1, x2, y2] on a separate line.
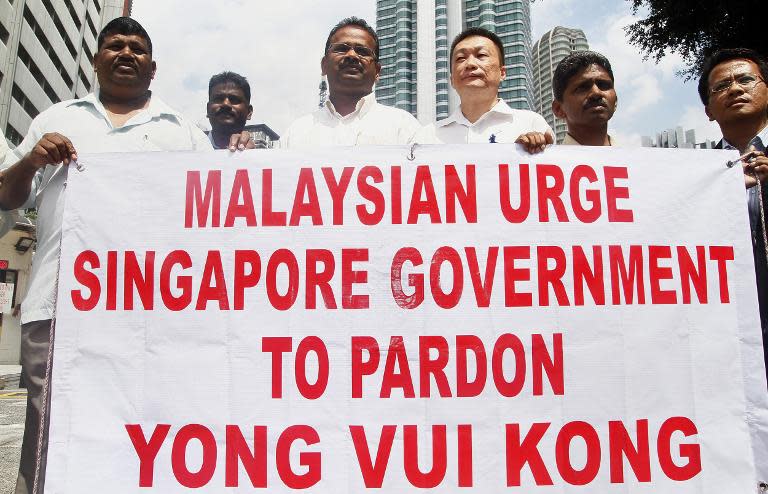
[626, 0, 767, 79]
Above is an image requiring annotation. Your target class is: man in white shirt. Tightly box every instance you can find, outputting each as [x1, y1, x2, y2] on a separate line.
[0, 18, 212, 494]
[552, 51, 618, 146]
[418, 27, 553, 152]
[206, 71, 257, 150]
[282, 17, 420, 148]
[0, 132, 23, 239]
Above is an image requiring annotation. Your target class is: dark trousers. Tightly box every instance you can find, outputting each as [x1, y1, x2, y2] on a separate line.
[15, 319, 52, 494]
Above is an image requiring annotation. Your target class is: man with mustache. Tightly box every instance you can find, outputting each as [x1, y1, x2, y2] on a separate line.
[207, 71, 257, 150]
[698, 48, 768, 384]
[0, 17, 213, 493]
[282, 17, 420, 147]
[418, 27, 554, 153]
[552, 51, 617, 146]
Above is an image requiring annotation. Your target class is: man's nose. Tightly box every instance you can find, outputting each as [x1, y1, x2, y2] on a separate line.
[117, 45, 134, 57]
[727, 79, 746, 95]
[343, 51, 362, 63]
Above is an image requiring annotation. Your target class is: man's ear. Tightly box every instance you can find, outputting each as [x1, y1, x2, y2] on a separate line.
[552, 99, 566, 119]
[500, 65, 506, 81]
[320, 56, 328, 76]
[704, 105, 714, 122]
[151, 61, 157, 80]
[247, 105, 253, 121]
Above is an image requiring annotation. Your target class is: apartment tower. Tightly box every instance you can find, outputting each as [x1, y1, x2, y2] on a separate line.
[531, 26, 588, 143]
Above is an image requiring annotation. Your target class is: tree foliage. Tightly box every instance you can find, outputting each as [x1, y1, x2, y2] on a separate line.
[625, 0, 767, 79]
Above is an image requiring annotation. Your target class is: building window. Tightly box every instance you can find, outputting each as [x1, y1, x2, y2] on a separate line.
[0, 21, 9, 45]
[5, 124, 24, 146]
[22, 7, 75, 88]
[86, 11, 97, 39]
[12, 83, 40, 119]
[17, 45, 61, 104]
[83, 42, 93, 63]
[40, 0, 78, 58]
[64, 0, 82, 30]
[78, 67, 91, 91]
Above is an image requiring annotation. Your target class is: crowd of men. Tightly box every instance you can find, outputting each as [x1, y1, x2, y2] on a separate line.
[0, 14, 766, 494]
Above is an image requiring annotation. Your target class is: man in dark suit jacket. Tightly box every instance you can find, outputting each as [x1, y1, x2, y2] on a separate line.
[699, 48, 768, 383]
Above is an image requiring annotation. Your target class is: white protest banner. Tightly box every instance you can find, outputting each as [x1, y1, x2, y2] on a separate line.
[47, 145, 768, 493]
[0, 282, 14, 313]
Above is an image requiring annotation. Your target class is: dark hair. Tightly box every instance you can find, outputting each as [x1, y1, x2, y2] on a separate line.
[449, 27, 505, 70]
[325, 17, 379, 60]
[552, 51, 614, 101]
[97, 17, 152, 54]
[698, 48, 768, 105]
[208, 71, 251, 102]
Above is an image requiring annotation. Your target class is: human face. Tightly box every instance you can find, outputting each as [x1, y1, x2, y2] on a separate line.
[552, 64, 616, 128]
[321, 26, 380, 98]
[450, 35, 506, 96]
[94, 32, 155, 94]
[207, 82, 252, 132]
[705, 59, 768, 125]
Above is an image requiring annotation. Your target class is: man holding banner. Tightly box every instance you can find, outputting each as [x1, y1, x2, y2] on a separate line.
[552, 51, 618, 146]
[0, 17, 212, 494]
[206, 71, 257, 150]
[699, 47, 768, 384]
[417, 27, 553, 153]
[281, 17, 420, 148]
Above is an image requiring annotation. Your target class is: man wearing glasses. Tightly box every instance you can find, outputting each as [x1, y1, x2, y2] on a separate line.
[281, 17, 420, 148]
[699, 48, 768, 382]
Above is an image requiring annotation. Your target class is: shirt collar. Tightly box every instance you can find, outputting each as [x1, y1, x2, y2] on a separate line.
[437, 98, 512, 128]
[562, 133, 615, 146]
[721, 124, 768, 152]
[67, 90, 182, 128]
[323, 92, 376, 121]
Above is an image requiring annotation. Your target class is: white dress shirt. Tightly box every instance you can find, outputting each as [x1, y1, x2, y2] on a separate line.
[281, 93, 420, 148]
[561, 133, 618, 146]
[2, 92, 212, 324]
[417, 99, 553, 144]
[0, 133, 23, 239]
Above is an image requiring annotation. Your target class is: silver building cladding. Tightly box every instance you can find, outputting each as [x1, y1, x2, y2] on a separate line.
[376, 0, 534, 124]
[0, 0, 130, 145]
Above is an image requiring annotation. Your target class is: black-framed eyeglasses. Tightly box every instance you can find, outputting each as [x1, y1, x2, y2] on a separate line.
[710, 74, 765, 94]
[328, 43, 376, 60]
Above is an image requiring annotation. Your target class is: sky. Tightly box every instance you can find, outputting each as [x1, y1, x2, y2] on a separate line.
[131, 0, 722, 145]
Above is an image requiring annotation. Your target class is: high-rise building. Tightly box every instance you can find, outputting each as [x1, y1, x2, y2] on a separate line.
[376, 0, 534, 124]
[0, 0, 132, 145]
[531, 26, 588, 143]
[641, 126, 716, 149]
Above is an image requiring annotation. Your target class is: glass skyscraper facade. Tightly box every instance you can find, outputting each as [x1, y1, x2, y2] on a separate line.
[531, 26, 589, 143]
[375, 0, 534, 124]
[376, 1, 418, 115]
